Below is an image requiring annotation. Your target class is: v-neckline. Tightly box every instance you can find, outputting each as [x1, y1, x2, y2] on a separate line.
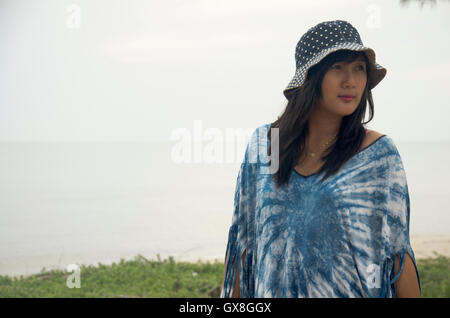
[293, 134, 387, 178]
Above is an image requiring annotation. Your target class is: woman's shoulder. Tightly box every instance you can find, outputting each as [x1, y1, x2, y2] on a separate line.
[361, 129, 386, 150]
[361, 129, 403, 163]
[360, 128, 389, 149]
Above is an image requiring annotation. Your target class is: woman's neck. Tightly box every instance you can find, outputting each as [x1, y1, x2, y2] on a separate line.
[306, 112, 341, 150]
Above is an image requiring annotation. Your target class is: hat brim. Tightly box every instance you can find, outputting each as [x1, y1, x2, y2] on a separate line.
[283, 43, 387, 99]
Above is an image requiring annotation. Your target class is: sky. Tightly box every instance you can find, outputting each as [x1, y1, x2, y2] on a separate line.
[1, 0, 450, 142]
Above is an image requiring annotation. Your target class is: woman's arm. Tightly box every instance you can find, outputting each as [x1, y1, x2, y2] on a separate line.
[394, 253, 421, 298]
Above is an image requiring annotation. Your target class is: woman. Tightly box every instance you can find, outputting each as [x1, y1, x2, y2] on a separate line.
[220, 20, 421, 298]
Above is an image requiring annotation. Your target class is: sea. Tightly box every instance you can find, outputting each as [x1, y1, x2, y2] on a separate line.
[0, 140, 449, 277]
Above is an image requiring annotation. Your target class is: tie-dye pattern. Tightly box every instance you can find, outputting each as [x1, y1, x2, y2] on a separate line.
[221, 123, 421, 298]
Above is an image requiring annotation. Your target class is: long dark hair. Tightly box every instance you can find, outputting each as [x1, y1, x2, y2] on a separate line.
[268, 49, 374, 187]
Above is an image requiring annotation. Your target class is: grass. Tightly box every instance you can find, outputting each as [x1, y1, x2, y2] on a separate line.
[0, 253, 448, 298]
[415, 253, 450, 297]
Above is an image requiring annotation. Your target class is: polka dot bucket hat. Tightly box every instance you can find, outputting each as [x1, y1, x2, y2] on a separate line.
[283, 20, 387, 99]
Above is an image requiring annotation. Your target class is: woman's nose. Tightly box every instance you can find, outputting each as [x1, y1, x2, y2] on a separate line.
[342, 69, 357, 87]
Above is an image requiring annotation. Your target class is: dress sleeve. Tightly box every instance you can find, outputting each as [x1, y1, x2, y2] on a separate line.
[220, 129, 260, 298]
[383, 150, 422, 297]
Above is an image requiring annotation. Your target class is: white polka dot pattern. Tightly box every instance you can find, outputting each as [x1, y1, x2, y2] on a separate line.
[284, 20, 386, 97]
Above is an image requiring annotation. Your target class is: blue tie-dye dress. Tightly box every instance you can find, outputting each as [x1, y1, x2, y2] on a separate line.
[221, 123, 421, 298]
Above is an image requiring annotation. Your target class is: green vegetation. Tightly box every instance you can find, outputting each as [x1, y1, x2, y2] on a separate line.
[0, 253, 448, 298]
[416, 253, 450, 298]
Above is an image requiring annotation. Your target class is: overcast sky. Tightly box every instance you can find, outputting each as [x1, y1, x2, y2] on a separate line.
[1, 0, 449, 142]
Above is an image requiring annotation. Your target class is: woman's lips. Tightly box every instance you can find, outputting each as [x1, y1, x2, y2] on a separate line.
[339, 96, 355, 102]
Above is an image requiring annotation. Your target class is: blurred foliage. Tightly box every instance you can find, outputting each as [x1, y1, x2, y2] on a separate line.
[0, 253, 448, 298]
[416, 253, 450, 298]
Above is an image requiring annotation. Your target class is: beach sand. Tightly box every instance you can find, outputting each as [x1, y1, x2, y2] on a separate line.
[411, 235, 450, 259]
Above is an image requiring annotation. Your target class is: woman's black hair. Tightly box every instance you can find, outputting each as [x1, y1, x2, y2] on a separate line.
[267, 49, 374, 187]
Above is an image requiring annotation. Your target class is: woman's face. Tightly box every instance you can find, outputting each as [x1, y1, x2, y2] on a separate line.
[316, 55, 367, 117]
